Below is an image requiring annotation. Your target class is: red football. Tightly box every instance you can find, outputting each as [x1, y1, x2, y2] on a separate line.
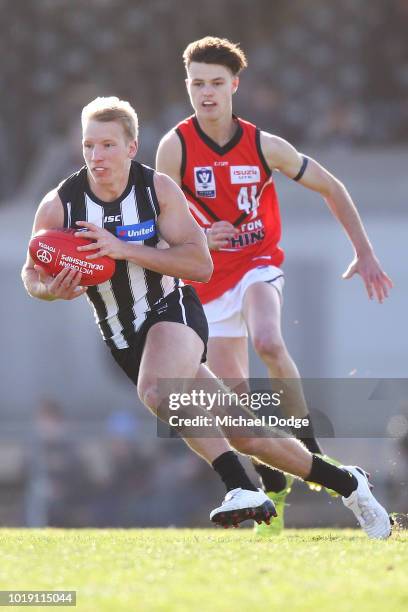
[29, 228, 116, 287]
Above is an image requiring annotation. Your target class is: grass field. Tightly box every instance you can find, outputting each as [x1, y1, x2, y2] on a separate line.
[0, 528, 407, 611]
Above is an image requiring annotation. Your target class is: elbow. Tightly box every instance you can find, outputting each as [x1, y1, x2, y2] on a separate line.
[21, 267, 29, 294]
[194, 256, 214, 283]
[201, 259, 214, 283]
[325, 176, 346, 200]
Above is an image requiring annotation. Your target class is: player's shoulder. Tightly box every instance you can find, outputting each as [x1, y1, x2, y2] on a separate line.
[131, 159, 155, 182]
[156, 129, 183, 184]
[57, 166, 86, 191]
[236, 115, 258, 131]
[159, 127, 181, 149]
[259, 131, 298, 169]
[158, 115, 195, 146]
[153, 169, 180, 199]
[259, 130, 287, 149]
[57, 166, 87, 202]
[174, 114, 195, 132]
[39, 186, 61, 208]
[36, 187, 64, 226]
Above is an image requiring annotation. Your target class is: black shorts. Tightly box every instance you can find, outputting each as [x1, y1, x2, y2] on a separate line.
[110, 285, 208, 386]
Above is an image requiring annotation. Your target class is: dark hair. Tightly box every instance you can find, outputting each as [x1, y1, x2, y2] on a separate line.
[183, 36, 247, 75]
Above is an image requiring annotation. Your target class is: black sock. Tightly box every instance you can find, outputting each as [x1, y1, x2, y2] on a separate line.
[292, 418, 323, 455]
[252, 461, 288, 493]
[212, 451, 258, 492]
[306, 454, 357, 497]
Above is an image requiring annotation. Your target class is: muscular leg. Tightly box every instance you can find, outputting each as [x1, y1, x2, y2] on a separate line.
[207, 329, 291, 492]
[243, 282, 307, 416]
[196, 364, 356, 498]
[137, 321, 262, 496]
[207, 336, 249, 391]
[197, 364, 311, 475]
[243, 281, 322, 454]
[138, 321, 230, 463]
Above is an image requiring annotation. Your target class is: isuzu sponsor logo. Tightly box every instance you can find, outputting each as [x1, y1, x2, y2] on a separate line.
[230, 166, 260, 184]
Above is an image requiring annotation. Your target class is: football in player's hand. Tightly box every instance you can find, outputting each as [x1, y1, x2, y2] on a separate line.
[29, 228, 116, 287]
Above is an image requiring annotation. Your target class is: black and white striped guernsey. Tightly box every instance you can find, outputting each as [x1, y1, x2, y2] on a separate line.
[58, 161, 180, 350]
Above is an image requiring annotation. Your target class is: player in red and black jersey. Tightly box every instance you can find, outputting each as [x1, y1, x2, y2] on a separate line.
[156, 36, 393, 535]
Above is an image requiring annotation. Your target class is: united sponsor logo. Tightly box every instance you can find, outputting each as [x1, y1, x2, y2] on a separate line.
[230, 165, 260, 184]
[115, 219, 156, 242]
[194, 166, 216, 198]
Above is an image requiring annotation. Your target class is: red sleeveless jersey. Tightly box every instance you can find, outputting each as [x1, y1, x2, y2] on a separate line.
[176, 115, 284, 304]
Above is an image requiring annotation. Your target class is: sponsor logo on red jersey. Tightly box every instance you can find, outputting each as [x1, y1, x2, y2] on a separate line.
[230, 165, 260, 184]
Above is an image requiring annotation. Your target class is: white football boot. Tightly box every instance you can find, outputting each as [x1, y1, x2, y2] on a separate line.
[341, 466, 392, 540]
[210, 488, 277, 528]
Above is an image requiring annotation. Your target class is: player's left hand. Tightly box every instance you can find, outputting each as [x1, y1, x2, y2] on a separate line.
[342, 252, 393, 303]
[75, 221, 127, 260]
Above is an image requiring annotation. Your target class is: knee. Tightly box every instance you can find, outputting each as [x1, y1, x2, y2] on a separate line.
[252, 334, 286, 364]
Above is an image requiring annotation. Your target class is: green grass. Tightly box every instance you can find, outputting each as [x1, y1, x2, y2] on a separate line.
[0, 528, 407, 611]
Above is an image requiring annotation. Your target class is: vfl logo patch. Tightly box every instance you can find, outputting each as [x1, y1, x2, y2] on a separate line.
[194, 166, 216, 198]
[116, 219, 156, 242]
[230, 166, 260, 184]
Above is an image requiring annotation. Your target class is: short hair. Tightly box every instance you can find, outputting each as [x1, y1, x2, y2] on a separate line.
[183, 36, 247, 76]
[81, 96, 139, 141]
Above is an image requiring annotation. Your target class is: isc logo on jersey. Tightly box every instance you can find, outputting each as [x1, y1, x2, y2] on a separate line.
[194, 167, 216, 198]
[230, 166, 260, 184]
[116, 220, 156, 242]
[104, 214, 121, 223]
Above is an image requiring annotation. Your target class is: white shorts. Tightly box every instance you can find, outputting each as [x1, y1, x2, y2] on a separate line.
[203, 265, 284, 338]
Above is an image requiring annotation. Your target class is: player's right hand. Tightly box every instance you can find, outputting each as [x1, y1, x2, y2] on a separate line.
[206, 221, 239, 250]
[34, 265, 87, 301]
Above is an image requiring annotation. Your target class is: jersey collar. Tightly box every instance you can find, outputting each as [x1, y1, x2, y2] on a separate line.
[83, 165, 133, 207]
[192, 115, 243, 156]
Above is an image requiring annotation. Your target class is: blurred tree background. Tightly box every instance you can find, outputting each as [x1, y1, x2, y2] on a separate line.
[2, 0, 408, 202]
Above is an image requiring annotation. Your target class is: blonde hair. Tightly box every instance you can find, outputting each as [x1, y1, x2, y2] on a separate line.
[81, 96, 139, 141]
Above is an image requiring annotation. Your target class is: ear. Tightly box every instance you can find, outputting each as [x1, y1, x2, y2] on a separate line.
[232, 76, 239, 95]
[129, 140, 138, 159]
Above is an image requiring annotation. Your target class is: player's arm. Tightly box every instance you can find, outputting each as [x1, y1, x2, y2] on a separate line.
[260, 132, 393, 303]
[76, 172, 213, 282]
[156, 130, 237, 251]
[21, 190, 87, 301]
